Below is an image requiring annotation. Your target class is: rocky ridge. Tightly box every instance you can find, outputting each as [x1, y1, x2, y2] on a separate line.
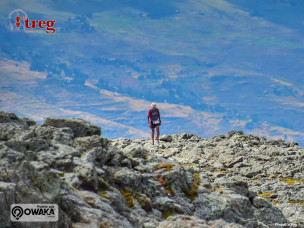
[0, 111, 303, 228]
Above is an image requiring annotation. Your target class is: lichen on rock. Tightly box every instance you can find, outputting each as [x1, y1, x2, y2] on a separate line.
[0, 111, 303, 227]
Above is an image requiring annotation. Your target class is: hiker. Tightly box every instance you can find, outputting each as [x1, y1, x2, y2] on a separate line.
[147, 103, 161, 145]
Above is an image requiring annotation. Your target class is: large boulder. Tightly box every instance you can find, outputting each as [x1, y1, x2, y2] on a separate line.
[0, 111, 20, 123]
[0, 111, 36, 141]
[42, 118, 101, 138]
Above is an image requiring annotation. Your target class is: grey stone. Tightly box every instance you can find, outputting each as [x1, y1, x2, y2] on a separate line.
[160, 135, 173, 142]
[43, 118, 101, 138]
[1, 111, 303, 228]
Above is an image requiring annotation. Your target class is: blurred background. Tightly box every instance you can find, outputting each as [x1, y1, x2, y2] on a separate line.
[1, 0, 304, 145]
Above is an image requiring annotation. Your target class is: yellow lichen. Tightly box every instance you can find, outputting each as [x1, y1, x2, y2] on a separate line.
[185, 173, 200, 201]
[162, 210, 175, 219]
[134, 194, 152, 212]
[139, 169, 151, 173]
[154, 164, 175, 171]
[215, 169, 228, 173]
[272, 200, 280, 205]
[282, 179, 296, 185]
[99, 221, 113, 228]
[120, 189, 135, 208]
[298, 201, 304, 206]
[258, 192, 274, 200]
[281, 179, 304, 185]
[288, 200, 304, 206]
[98, 192, 110, 200]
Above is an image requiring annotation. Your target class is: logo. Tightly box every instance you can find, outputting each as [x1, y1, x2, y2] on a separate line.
[12, 206, 23, 220]
[9, 9, 56, 34]
[11, 204, 58, 222]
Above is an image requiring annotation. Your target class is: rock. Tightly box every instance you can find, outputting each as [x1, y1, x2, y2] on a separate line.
[0, 111, 20, 123]
[74, 163, 99, 191]
[245, 170, 262, 178]
[123, 145, 149, 159]
[220, 156, 243, 168]
[160, 135, 173, 142]
[0, 182, 16, 228]
[43, 118, 101, 138]
[154, 196, 183, 214]
[228, 130, 244, 138]
[22, 117, 37, 126]
[60, 190, 132, 228]
[253, 196, 271, 208]
[73, 135, 109, 152]
[114, 168, 142, 190]
[0, 111, 303, 227]
[157, 215, 244, 228]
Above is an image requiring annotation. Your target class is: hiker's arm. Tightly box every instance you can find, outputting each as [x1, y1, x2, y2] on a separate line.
[147, 110, 150, 124]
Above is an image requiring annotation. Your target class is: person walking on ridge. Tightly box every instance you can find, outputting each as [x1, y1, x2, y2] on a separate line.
[147, 103, 161, 145]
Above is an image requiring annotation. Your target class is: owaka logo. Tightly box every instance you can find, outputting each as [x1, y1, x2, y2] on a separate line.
[9, 9, 56, 34]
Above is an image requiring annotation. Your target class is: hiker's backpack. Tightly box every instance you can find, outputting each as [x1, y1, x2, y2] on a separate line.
[149, 108, 160, 122]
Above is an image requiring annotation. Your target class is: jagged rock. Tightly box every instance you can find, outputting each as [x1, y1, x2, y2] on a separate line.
[0, 111, 20, 123]
[61, 190, 132, 228]
[220, 155, 243, 168]
[114, 168, 143, 190]
[22, 117, 37, 127]
[0, 112, 36, 142]
[157, 215, 244, 228]
[43, 118, 101, 138]
[228, 130, 244, 138]
[0, 111, 303, 227]
[0, 182, 16, 228]
[160, 134, 173, 142]
[123, 145, 149, 159]
[73, 135, 109, 152]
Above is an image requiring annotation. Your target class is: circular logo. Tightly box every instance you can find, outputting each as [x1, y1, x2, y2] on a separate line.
[9, 9, 28, 31]
[12, 206, 23, 220]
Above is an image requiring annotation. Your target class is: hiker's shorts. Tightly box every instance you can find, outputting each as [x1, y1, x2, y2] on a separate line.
[150, 120, 161, 129]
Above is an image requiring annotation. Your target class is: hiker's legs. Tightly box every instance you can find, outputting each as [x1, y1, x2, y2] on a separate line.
[156, 125, 160, 143]
[151, 127, 155, 144]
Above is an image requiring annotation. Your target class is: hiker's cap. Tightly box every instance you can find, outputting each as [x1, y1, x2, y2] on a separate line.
[151, 102, 156, 107]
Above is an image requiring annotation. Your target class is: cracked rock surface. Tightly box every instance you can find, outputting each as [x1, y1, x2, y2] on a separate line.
[0, 111, 303, 227]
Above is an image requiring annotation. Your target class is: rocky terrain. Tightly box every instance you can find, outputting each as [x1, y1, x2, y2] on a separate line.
[0, 111, 303, 228]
